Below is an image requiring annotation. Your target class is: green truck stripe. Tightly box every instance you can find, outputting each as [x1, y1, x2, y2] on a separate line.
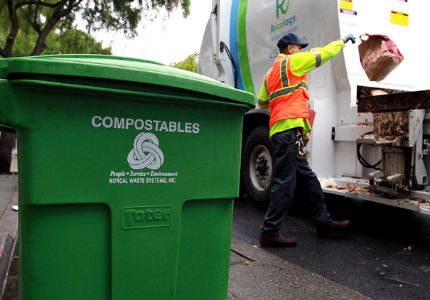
[238, 0, 255, 94]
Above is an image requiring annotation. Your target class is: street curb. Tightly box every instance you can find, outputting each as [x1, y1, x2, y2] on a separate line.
[0, 234, 16, 297]
[0, 185, 18, 298]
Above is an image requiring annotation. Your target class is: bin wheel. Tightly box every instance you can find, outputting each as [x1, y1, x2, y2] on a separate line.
[241, 126, 274, 209]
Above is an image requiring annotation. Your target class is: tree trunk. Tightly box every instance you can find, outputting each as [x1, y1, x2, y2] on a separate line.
[0, 132, 15, 173]
[31, 0, 71, 55]
[1, 0, 19, 58]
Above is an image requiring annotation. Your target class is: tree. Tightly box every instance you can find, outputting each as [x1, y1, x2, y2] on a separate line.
[0, 0, 190, 58]
[171, 52, 197, 72]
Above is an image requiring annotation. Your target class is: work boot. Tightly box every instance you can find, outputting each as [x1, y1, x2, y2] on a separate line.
[260, 233, 297, 247]
[316, 220, 351, 238]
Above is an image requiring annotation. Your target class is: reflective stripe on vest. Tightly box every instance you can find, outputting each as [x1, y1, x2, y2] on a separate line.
[280, 56, 289, 87]
[269, 81, 308, 102]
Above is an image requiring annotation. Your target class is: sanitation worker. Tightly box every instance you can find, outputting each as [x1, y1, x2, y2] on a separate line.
[258, 33, 355, 247]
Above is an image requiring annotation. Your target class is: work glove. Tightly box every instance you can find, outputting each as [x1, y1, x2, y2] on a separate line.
[343, 34, 356, 44]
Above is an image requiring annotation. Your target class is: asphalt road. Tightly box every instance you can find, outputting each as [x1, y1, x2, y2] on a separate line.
[233, 194, 430, 300]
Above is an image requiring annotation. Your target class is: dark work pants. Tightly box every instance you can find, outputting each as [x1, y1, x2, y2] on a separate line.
[262, 128, 332, 236]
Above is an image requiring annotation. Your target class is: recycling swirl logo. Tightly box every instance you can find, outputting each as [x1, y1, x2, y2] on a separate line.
[127, 132, 164, 170]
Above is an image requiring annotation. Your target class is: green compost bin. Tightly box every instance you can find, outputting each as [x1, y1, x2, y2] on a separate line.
[0, 55, 256, 300]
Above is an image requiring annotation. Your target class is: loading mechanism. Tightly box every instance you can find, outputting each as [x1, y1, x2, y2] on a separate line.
[322, 89, 430, 215]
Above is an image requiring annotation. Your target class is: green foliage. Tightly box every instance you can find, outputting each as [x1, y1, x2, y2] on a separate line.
[0, 24, 111, 56]
[171, 53, 198, 72]
[0, 0, 191, 57]
[83, 0, 191, 36]
[44, 28, 112, 55]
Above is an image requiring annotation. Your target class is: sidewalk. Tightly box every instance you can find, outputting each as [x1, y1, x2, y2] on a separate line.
[0, 175, 369, 299]
[228, 237, 370, 300]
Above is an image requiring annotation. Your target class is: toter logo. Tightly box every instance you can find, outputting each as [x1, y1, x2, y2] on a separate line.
[123, 206, 172, 229]
[276, 0, 290, 18]
[127, 132, 164, 170]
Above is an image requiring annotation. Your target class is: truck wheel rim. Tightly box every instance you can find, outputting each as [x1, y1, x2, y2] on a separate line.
[249, 145, 273, 192]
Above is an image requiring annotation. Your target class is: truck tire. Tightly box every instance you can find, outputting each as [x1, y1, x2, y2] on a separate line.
[241, 126, 274, 209]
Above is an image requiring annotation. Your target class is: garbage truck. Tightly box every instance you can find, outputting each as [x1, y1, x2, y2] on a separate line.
[198, 0, 430, 214]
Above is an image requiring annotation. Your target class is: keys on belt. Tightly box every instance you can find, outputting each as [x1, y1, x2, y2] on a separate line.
[295, 129, 306, 158]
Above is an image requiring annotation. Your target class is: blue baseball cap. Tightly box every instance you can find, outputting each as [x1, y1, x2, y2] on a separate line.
[277, 33, 309, 50]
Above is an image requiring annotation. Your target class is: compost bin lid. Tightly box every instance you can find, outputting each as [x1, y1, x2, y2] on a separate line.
[0, 54, 256, 106]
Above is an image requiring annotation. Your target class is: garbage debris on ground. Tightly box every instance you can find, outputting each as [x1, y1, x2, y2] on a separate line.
[324, 181, 370, 193]
[400, 198, 430, 205]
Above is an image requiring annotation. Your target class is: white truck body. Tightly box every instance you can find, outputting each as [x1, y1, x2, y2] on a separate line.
[199, 0, 430, 214]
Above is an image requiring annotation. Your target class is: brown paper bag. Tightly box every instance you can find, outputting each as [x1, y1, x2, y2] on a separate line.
[358, 34, 404, 81]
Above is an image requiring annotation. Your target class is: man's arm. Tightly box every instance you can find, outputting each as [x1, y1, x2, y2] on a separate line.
[290, 39, 346, 76]
[257, 76, 270, 109]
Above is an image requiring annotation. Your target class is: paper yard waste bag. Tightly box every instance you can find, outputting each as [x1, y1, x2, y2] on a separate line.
[358, 34, 404, 81]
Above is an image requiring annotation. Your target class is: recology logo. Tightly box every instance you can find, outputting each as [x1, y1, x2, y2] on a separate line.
[271, 0, 295, 34]
[276, 0, 289, 18]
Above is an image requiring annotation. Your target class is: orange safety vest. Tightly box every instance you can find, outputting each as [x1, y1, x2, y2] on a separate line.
[264, 54, 309, 128]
